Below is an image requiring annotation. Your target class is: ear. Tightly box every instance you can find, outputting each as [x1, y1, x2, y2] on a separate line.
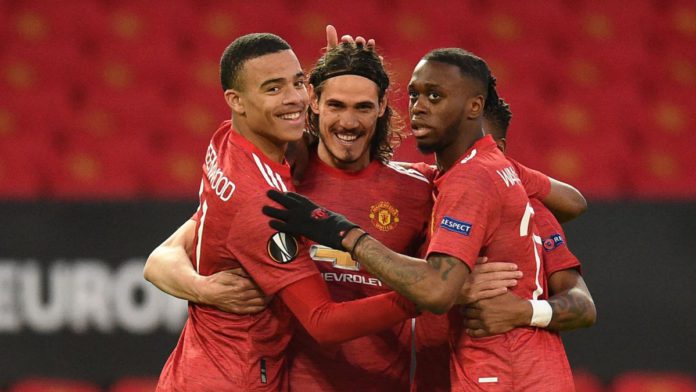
[378, 91, 388, 117]
[467, 94, 484, 119]
[308, 84, 320, 114]
[224, 89, 244, 115]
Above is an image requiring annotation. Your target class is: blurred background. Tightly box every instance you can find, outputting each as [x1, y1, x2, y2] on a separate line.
[1, 0, 695, 391]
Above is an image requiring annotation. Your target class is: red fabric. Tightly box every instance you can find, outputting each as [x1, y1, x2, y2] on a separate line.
[531, 199, 583, 276]
[280, 274, 416, 345]
[509, 157, 552, 200]
[425, 135, 572, 390]
[288, 153, 432, 391]
[412, 312, 450, 392]
[447, 327, 573, 391]
[157, 121, 317, 391]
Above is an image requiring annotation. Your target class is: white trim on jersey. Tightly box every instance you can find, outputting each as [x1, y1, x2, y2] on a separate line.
[385, 162, 430, 183]
[196, 201, 208, 273]
[252, 152, 289, 191]
[252, 153, 276, 188]
[275, 172, 288, 192]
[532, 234, 544, 300]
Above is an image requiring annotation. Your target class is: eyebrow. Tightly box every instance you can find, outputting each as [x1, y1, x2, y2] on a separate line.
[259, 71, 305, 89]
[325, 98, 376, 107]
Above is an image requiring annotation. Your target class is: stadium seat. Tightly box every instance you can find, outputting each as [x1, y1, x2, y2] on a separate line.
[109, 377, 158, 392]
[9, 378, 101, 392]
[610, 371, 696, 392]
[574, 369, 607, 392]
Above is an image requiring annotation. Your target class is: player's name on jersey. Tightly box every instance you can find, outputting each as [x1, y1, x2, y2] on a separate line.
[322, 272, 383, 287]
[496, 166, 522, 188]
[205, 144, 236, 202]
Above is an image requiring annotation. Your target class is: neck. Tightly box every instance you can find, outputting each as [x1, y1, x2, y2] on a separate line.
[233, 117, 286, 163]
[435, 126, 484, 173]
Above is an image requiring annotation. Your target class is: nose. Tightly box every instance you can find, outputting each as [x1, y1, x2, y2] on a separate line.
[338, 111, 359, 130]
[283, 85, 308, 106]
[410, 96, 427, 117]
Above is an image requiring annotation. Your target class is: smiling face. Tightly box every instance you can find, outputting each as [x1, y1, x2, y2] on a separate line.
[312, 74, 385, 171]
[407, 59, 485, 169]
[226, 50, 309, 158]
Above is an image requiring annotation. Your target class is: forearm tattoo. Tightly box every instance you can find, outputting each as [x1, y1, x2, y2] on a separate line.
[549, 288, 595, 331]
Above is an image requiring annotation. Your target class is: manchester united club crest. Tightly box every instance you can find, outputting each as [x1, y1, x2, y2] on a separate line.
[369, 201, 399, 232]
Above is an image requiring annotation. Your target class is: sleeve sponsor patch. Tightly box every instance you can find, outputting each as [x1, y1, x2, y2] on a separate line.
[267, 232, 299, 263]
[440, 216, 472, 236]
[542, 233, 565, 252]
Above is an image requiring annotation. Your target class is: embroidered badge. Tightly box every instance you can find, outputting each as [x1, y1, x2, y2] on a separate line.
[267, 232, 299, 263]
[369, 201, 400, 232]
[440, 216, 472, 236]
[543, 233, 565, 252]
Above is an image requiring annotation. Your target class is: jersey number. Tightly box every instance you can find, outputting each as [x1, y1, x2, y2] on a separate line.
[520, 201, 543, 300]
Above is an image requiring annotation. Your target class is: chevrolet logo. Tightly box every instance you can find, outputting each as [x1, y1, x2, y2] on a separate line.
[309, 245, 360, 271]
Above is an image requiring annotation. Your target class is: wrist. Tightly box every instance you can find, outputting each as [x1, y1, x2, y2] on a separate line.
[341, 228, 366, 253]
[528, 299, 553, 327]
[192, 274, 211, 305]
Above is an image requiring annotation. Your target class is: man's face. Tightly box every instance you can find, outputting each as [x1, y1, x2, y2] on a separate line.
[408, 60, 473, 154]
[235, 50, 308, 145]
[312, 75, 385, 171]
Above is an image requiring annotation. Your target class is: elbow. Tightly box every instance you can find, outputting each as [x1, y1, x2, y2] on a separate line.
[143, 251, 159, 284]
[584, 301, 597, 328]
[307, 328, 344, 346]
[571, 194, 588, 218]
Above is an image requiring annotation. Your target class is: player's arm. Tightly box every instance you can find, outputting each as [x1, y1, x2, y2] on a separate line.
[510, 158, 587, 222]
[143, 220, 268, 314]
[278, 272, 418, 345]
[462, 268, 596, 336]
[346, 229, 471, 314]
[544, 178, 588, 223]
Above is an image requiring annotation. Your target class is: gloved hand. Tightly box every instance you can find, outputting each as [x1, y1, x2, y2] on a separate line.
[263, 190, 359, 251]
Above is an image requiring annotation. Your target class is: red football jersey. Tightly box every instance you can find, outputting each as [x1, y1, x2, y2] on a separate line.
[288, 153, 432, 391]
[157, 121, 319, 391]
[426, 135, 573, 391]
[531, 198, 582, 276]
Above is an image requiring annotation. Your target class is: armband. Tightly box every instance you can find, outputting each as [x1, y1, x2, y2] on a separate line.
[528, 300, 553, 327]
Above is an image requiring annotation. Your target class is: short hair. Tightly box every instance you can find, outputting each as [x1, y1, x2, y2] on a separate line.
[307, 42, 405, 164]
[484, 98, 513, 139]
[422, 48, 500, 115]
[220, 33, 291, 91]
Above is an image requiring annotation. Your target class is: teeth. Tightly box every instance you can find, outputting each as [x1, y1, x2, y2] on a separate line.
[279, 112, 301, 120]
[335, 133, 358, 142]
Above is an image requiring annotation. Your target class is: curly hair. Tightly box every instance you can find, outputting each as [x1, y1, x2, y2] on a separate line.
[306, 42, 405, 164]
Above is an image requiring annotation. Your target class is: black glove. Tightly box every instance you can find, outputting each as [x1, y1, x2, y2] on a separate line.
[262, 190, 359, 251]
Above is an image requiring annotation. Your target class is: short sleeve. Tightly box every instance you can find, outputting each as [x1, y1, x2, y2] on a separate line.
[426, 167, 498, 270]
[531, 199, 582, 276]
[225, 195, 319, 295]
[509, 157, 551, 200]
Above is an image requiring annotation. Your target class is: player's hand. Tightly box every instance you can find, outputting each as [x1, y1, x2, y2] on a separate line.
[462, 291, 531, 338]
[197, 268, 270, 315]
[263, 190, 360, 251]
[326, 25, 378, 56]
[456, 257, 522, 305]
[286, 132, 316, 186]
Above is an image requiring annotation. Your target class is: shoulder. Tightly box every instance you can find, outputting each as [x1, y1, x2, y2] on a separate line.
[382, 161, 432, 185]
